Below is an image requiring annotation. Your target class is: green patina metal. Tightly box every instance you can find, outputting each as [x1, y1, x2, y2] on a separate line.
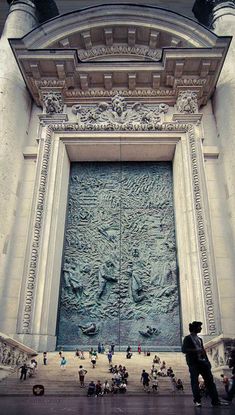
[57, 162, 181, 349]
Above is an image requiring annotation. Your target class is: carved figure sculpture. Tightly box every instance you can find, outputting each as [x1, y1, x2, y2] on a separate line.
[79, 323, 98, 336]
[139, 326, 160, 338]
[176, 91, 198, 114]
[43, 92, 63, 114]
[98, 260, 117, 299]
[63, 263, 83, 298]
[131, 271, 145, 303]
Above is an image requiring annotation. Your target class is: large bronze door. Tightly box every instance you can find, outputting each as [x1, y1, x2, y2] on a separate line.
[57, 162, 181, 350]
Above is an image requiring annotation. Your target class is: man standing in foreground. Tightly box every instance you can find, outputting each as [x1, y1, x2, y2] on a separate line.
[182, 321, 229, 407]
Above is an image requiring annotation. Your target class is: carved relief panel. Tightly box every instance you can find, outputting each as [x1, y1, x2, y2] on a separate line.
[57, 162, 180, 349]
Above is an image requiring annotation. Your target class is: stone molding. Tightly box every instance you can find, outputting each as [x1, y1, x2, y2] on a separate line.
[18, 98, 219, 336]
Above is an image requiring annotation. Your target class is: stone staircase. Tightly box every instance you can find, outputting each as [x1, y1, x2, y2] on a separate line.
[0, 352, 223, 396]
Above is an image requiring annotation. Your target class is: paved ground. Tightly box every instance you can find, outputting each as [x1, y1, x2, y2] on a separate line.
[0, 395, 233, 415]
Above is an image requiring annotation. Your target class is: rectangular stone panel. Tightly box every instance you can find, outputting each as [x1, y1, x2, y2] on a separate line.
[57, 162, 181, 350]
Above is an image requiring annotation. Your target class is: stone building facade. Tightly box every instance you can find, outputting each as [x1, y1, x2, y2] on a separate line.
[0, 0, 235, 371]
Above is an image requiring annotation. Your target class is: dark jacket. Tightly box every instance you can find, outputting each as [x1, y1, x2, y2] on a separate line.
[182, 334, 210, 366]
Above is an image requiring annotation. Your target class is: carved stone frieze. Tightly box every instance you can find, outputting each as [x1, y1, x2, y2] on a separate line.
[0, 335, 32, 369]
[71, 93, 169, 130]
[175, 79, 207, 86]
[205, 337, 235, 370]
[42, 92, 64, 114]
[66, 88, 176, 99]
[176, 91, 199, 114]
[36, 80, 65, 89]
[78, 45, 162, 61]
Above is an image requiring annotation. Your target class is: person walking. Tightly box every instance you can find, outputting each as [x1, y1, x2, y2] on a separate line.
[111, 343, 115, 355]
[60, 356, 67, 370]
[140, 369, 150, 393]
[78, 365, 87, 387]
[107, 351, 112, 365]
[43, 351, 47, 365]
[19, 363, 28, 381]
[182, 321, 229, 407]
[91, 354, 97, 369]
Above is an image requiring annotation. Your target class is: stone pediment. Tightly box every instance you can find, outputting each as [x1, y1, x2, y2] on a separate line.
[9, 4, 231, 107]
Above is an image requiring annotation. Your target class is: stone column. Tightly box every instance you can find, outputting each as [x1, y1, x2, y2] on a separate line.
[0, 1, 38, 333]
[193, 1, 235, 338]
[211, 1, 235, 338]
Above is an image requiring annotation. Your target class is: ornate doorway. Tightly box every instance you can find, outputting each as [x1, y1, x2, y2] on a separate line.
[57, 161, 181, 350]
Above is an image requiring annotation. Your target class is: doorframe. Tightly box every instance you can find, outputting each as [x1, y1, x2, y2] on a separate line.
[16, 124, 221, 351]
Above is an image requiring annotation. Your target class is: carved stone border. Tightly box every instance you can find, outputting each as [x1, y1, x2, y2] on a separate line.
[21, 126, 53, 333]
[19, 121, 218, 336]
[187, 124, 217, 335]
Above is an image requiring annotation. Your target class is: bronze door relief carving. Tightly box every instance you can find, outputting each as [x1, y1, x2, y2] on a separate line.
[57, 162, 181, 349]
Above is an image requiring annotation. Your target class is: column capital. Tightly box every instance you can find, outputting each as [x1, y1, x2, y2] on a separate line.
[193, 1, 235, 27]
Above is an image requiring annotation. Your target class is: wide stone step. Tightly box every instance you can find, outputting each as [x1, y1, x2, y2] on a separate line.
[0, 351, 219, 396]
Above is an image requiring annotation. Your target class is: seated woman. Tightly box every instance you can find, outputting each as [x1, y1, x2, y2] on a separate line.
[103, 380, 110, 394]
[153, 355, 160, 364]
[160, 361, 166, 370]
[176, 378, 184, 391]
[123, 370, 129, 384]
[87, 381, 96, 396]
[167, 367, 173, 377]
[119, 382, 127, 394]
[95, 380, 103, 396]
[111, 380, 119, 394]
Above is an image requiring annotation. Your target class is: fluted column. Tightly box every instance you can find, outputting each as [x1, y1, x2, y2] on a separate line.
[0, 1, 38, 332]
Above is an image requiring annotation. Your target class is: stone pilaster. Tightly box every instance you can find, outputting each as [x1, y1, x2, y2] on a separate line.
[193, 0, 235, 340]
[0, 1, 38, 334]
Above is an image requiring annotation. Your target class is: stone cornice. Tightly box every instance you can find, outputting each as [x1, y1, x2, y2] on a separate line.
[10, 43, 230, 108]
[9, 4, 231, 108]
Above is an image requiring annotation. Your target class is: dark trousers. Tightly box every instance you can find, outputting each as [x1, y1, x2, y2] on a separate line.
[20, 371, 27, 380]
[227, 378, 235, 401]
[188, 362, 219, 404]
